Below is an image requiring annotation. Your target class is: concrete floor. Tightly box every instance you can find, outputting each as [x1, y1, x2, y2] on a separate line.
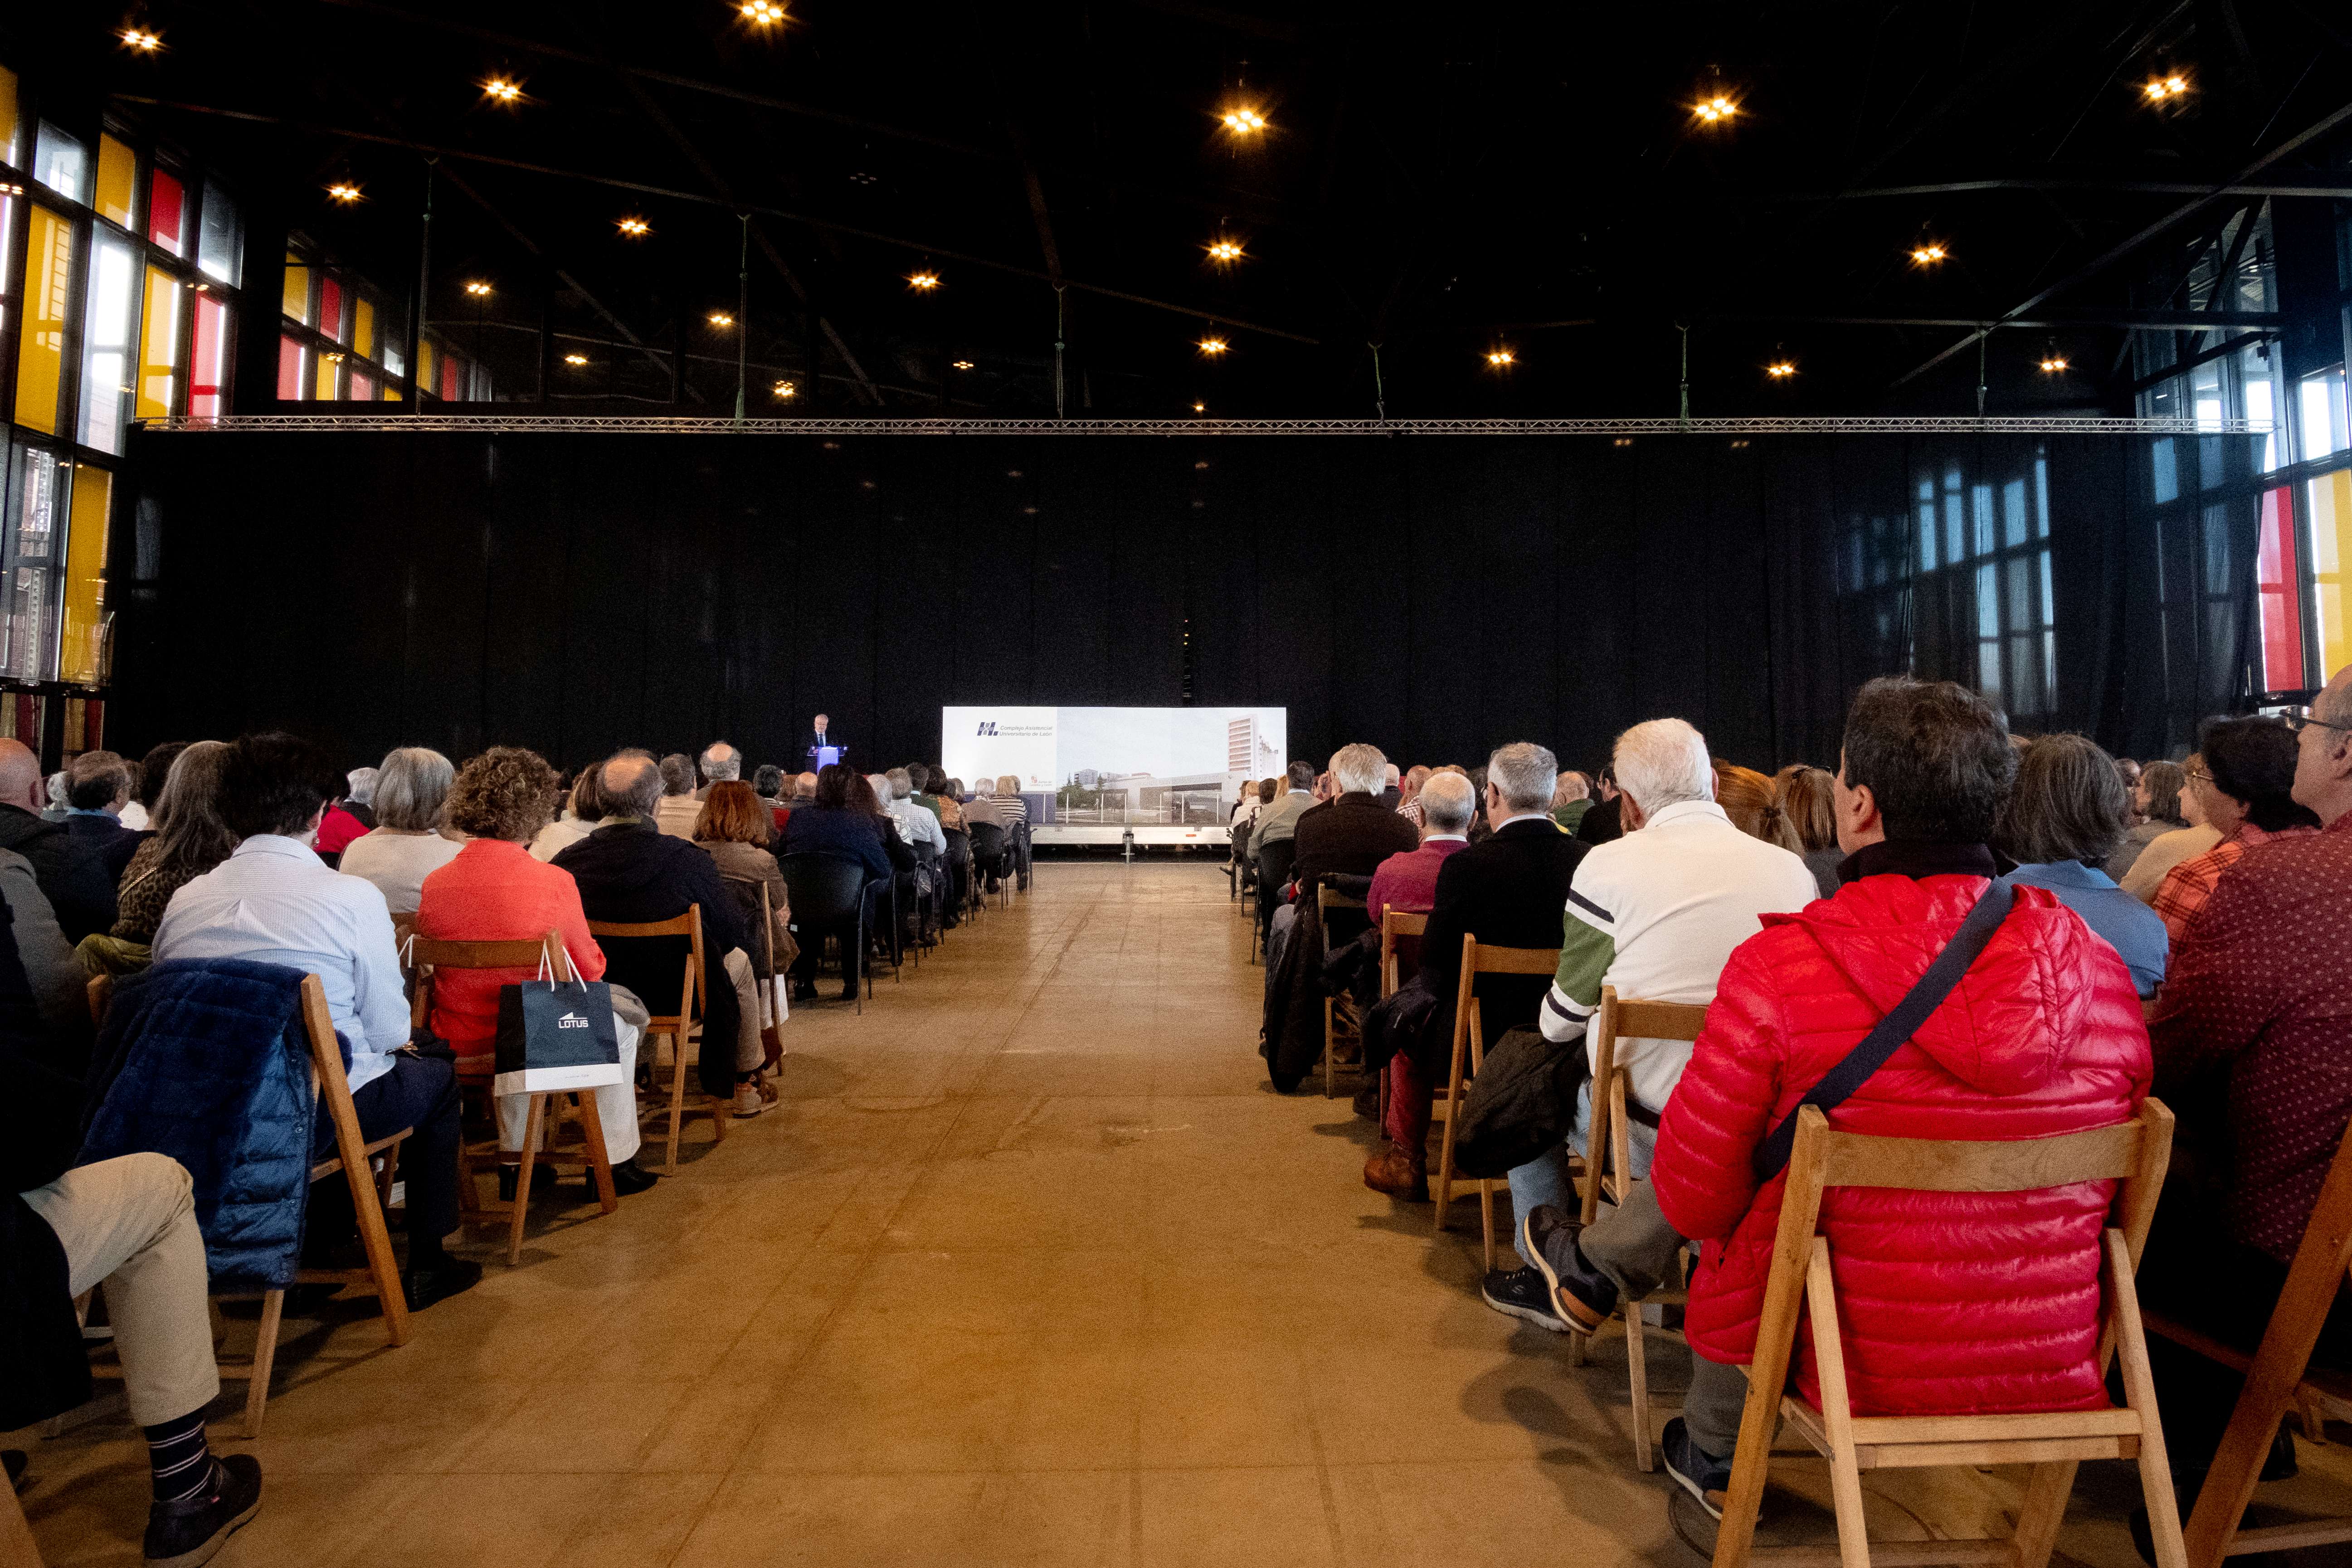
[11, 860, 2351, 1566]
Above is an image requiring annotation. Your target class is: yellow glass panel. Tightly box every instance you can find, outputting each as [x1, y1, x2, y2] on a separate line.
[416, 339, 435, 399]
[13, 205, 75, 435]
[315, 353, 337, 401]
[137, 266, 181, 420]
[0, 66, 19, 166]
[354, 297, 375, 360]
[59, 467, 112, 687]
[94, 135, 137, 227]
[2311, 469, 2352, 681]
[383, 383, 400, 401]
[281, 257, 309, 325]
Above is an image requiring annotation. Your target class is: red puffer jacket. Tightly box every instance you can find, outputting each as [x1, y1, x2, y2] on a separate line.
[1651, 871, 2151, 1417]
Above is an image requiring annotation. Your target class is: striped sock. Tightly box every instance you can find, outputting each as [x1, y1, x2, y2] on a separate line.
[143, 1411, 214, 1504]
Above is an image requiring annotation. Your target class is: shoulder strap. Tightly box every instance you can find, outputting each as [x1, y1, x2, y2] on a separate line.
[1750, 876, 2016, 1182]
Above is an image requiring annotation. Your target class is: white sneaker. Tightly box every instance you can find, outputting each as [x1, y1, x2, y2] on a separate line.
[731, 1082, 766, 1119]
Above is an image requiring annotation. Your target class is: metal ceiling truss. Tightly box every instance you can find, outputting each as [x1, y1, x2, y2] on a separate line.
[146, 415, 2264, 436]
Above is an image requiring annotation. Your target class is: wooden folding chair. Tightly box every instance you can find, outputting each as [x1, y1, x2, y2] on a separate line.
[1571, 985, 1712, 1469]
[2, 1475, 39, 1568]
[2148, 1120, 2352, 1568]
[1709, 1099, 2187, 1568]
[85, 973, 414, 1439]
[405, 932, 619, 1266]
[1371, 910, 1427, 1131]
[1316, 884, 1369, 1099]
[721, 875, 786, 1069]
[1431, 936, 1561, 1272]
[590, 907, 726, 1176]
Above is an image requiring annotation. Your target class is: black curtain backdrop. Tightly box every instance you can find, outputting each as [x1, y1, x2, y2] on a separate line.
[112, 428, 2255, 779]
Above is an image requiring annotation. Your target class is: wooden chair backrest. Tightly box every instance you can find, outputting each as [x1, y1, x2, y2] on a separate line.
[587, 905, 703, 1026]
[1317, 886, 1367, 914]
[404, 932, 575, 1032]
[1380, 909, 1428, 998]
[1583, 985, 1713, 1221]
[1450, 935, 1563, 1060]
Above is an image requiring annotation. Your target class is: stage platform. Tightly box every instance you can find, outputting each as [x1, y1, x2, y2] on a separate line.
[1028, 823, 1231, 848]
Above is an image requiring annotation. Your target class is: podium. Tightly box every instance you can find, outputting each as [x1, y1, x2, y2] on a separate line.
[809, 745, 844, 768]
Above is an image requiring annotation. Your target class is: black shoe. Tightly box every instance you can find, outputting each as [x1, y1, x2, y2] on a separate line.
[144, 1453, 262, 1567]
[1521, 1204, 1620, 1333]
[1480, 1266, 1569, 1333]
[1661, 1417, 1731, 1521]
[600, 1157, 659, 1196]
[496, 1164, 557, 1203]
[401, 1256, 483, 1311]
[792, 982, 819, 1003]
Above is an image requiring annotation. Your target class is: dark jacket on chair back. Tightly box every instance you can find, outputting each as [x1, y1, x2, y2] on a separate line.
[553, 820, 745, 1098]
[66, 812, 143, 884]
[1418, 816, 1586, 1049]
[0, 804, 118, 943]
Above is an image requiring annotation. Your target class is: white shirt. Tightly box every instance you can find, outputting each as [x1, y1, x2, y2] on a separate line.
[120, 801, 150, 832]
[336, 828, 465, 915]
[654, 795, 703, 839]
[153, 835, 412, 1095]
[529, 815, 595, 862]
[886, 795, 947, 854]
[1539, 798, 1819, 1114]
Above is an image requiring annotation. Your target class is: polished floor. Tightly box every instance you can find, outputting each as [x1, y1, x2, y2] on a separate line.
[12, 861, 2351, 1566]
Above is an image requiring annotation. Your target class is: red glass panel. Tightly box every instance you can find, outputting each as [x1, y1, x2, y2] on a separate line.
[2256, 485, 2305, 692]
[349, 371, 373, 401]
[147, 169, 185, 254]
[277, 335, 304, 400]
[440, 353, 461, 402]
[318, 277, 344, 342]
[189, 295, 229, 417]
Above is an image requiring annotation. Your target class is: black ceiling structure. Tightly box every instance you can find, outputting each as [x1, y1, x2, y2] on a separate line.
[23, 0, 2352, 416]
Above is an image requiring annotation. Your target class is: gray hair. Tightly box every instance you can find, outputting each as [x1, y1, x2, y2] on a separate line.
[1612, 719, 1712, 813]
[345, 766, 379, 805]
[1383, 762, 1402, 787]
[1418, 770, 1476, 833]
[373, 746, 455, 831]
[1486, 741, 1559, 813]
[700, 741, 741, 783]
[1329, 743, 1387, 795]
[886, 767, 913, 800]
[1284, 760, 1317, 790]
[1553, 770, 1592, 805]
[658, 754, 694, 796]
[601, 751, 665, 818]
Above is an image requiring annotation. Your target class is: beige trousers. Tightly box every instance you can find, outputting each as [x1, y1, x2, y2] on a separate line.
[496, 1016, 644, 1163]
[20, 1153, 219, 1427]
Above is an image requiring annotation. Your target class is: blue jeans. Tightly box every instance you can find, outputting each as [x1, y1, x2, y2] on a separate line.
[1503, 1079, 1660, 1265]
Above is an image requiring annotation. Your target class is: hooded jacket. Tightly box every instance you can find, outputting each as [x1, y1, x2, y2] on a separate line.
[1651, 863, 2150, 1417]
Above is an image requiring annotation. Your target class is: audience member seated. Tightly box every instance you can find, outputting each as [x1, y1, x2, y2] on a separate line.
[2104, 760, 2187, 884]
[1395, 765, 1432, 828]
[312, 774, 371, 862]
[89, 741, 235, 977]
[884, 768, 948, 857]
[794, 771, 818, 801]
[1378, 762, 1403, 809]
[1573, 765, 1626, 845]
[1269, 744, 1417, 950]
[651, 752, 698, 838]
[961, 778, 1007, 833]
[659, 742, 739, 838]
[62, 751, 144, 884]
[2143, 663, 2352, 1475]
[692, 779, 799, 1094]
[40, 769, 68, 822]
[1515, 678, 2148, 1518]
[753, 763, 793, 835]
[0, 737, 119, 942]
[1247, 760, 1317, 862]
[856, 773, 923, 946]
[923, 769, 964, 832]
[555, 752, 763, 1116]
[1363, 743, 1586, 1198]
[2151, 718, 2320, 943]
[992, 775, 1030, 827]
[1774, 763, 1843, 898]
[1473, 721, 1818, 1330]
[1710, 761, 1804, 854]
[1995, 734, 2168, 998]
[1366, 771, 1475, 928]
[337, 747, 464, 913]
[1550, 769, 1592, 834]
[124, 740, 190, 834]
[9, 991, 266, 1566]
[153, 731, 478, 1309]
[415, 747, 659, 1196]
[2121, 751, 2221, 903]
[779, 763, 895, 1001]
[529, 766, 604, 862]
[1, 844, 83, 1031]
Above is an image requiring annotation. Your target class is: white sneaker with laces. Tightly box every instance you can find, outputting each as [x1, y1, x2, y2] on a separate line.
[731, 1082, 766, 1119]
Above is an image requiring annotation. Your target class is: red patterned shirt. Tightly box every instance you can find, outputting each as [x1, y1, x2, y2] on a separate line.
[2149, 813, 2352, 1263]
[2150, 823, 2316, 944]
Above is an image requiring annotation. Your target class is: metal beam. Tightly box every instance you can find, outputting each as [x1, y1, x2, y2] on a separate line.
[149, 414, 2268, 436]
[1889, 97, 2352, 389]
[1767, 179, 2352, 201]
[1712, 310, 2284, 332]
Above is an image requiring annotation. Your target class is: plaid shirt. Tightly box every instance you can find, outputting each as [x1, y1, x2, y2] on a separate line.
[2151, 823, 2317, 943]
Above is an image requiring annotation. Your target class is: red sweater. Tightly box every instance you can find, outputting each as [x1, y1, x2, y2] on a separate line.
[414, 838, 607, 1057]
[1367, 837, 1468, 927]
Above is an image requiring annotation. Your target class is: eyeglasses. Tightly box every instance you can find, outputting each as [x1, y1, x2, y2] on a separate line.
[2182, 767, 2215, 786]
[2280, 707, 2352, 737]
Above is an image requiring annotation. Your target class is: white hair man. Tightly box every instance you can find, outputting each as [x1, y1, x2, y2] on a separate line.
[1477, 716, 1816, 1336]
[654, 740, 741, 838]
[1263, 745, 1422, 993]
[882, 766, 947, 856]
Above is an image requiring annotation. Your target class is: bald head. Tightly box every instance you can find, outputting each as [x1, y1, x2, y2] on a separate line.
[0, 740, 43, 812]
[600, 751, 664, 818]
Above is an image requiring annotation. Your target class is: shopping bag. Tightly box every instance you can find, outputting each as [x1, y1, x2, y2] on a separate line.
[493, 948, 624, 1096]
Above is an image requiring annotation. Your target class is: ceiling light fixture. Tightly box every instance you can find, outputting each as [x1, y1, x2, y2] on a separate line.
[482, 77, 522, 103]
[1766, 359, 1797, 379]
[1485, 348, 1516, 367]
[121, 28, 162, 51]
[951, 359, 974, 370]
[907, 270, 940, 292]
[1197, 336, 1229, 356]
[327, 183, 362, 204]
[1207, 239, 1245, 263]
[740, 0, 785, 24]
[2039, 353, 2070, 374]
[772, 380, 797, 398]
[1910, 242, 1948, 266]
[463, 280, 492, 297]
[1220, 106, 1267, 134]
[708, 311, 735, 326]
[617, 216, 650, 236]
[563, 353, 588, 366]
[2143, 73, 2189, 102]
[1192, 401, 1206, 412]
[1693, 93, 1738, 124]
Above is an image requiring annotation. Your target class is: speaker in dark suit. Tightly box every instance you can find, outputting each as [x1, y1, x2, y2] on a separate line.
[1419, 814, 1587, 1040]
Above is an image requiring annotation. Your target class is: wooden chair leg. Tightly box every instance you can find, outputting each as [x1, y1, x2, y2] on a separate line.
[1627, 1301, 1654, 1471]
[1431, 1035, 1470, 1233]
[576, 1093, 619, 1215]
[0, 1467, 43, 1568]
[1802, 1239, 1872, 1568]
[2009, 1461, 2082, 1568]
[243, 1289, 285, 1439]
[1322, 999, 1335, 1098]
[1710, 1159, 1823, 1568]
[375, 1139, 400, 1214]
[662, 1031, 687, 1177]
[348, 1147, 410, 1352]
[507, 1095, 545, 1266]
[1477, 1182, 1497, 1274]
[2104, 1231, 2189, 1568]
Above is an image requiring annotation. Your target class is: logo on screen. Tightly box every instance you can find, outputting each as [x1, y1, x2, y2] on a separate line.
[976, 721, 999, 735]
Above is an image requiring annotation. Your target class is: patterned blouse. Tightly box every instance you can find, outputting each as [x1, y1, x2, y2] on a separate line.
[2150, 822, 2318, 943]
[111, 838, 208, 943]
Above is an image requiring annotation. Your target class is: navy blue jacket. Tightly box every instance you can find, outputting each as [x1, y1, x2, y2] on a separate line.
[780, 806, 894, 883]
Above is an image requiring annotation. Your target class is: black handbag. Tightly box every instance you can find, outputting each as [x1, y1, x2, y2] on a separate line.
[492, 949, 624, 1098]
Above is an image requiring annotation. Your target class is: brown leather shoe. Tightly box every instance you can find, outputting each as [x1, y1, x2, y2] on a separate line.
[1362, 1140, 1428, 1201]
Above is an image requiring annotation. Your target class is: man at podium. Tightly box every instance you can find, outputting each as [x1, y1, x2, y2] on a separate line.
[807, 713, 844, 769]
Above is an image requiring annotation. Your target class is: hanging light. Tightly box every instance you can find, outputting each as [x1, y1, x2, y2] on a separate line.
[2143, 73, 2190, 102]
[1206, 238, 1245, 264]
[482, 77, 523, 103]
[708, 311, 735, 326]
[463, 280, 492, 297]
[1193, 401, 1206, 412]
[1909, 241, 1949, 266]
[1198, 336, 1229, 356]
[1485, 348, 1516, 368]
[907, 270, 940, 292]
[326, 183, 363, 204]
[1693, 92, 1738, 124]
[1220, 106, 1268, 135]
[617, 216, 650, 237]
[563, 353, 589, 366]
[2039, 352, 2070, 374]
[741, 0, 785, 24]
[951, 359, 974, 371]
[121, 28, 162, 51]
[772, 380, 797, 398]
[1766, 359, 1797, 379]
